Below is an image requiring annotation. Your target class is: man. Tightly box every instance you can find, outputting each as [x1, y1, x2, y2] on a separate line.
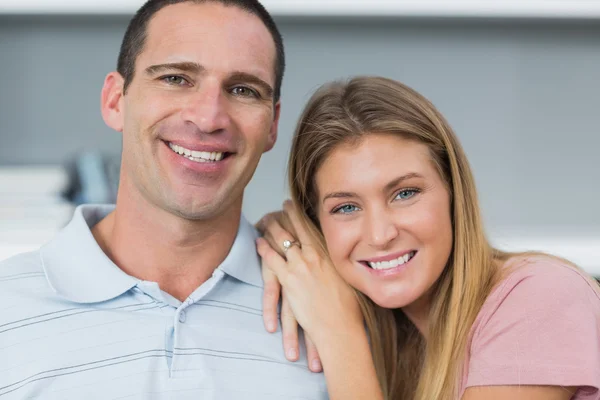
[0, 1, 327, 398]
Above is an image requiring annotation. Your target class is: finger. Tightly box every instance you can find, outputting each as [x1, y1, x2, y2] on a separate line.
[256, 237, 289, 280]
[304, 333, 322, 372]
[283, 200, 314, 248]
[263, 214, 303, 261]
[254, 211, 282, 235]
[283, 201, 324, 265]
[281, 293, 299, 362]
[261, 264, 281, 333]
[255, 218, 266, 235]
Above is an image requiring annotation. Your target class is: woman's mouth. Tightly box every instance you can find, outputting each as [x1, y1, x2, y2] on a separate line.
[361, 251, 417, 271]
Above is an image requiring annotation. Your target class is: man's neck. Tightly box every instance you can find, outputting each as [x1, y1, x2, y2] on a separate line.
[92, 190, 241, 302]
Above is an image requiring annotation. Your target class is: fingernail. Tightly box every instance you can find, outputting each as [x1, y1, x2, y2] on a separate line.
[311, 359, 321, 371]
[287, 348, 298, 360]
[267, 321, 276, 332]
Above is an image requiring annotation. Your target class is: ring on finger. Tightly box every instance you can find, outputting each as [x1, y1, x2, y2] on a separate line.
[282, 239, 301, 253]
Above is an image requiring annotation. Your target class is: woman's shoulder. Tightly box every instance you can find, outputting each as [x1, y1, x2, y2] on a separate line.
[494, 254, 599, 301]
[464, 255, 600, 398]
[473, 254, 600, 334]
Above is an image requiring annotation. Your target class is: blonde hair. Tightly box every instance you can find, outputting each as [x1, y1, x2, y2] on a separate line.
[288, 76, 504, 399]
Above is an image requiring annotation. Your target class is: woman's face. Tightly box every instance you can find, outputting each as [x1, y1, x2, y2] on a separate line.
[316, 133, 453, 310]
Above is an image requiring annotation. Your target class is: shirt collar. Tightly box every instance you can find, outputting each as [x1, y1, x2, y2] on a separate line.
[219, 216, 264, 289]
[41, 204, 138, 304]
[40, 205, 263, 304]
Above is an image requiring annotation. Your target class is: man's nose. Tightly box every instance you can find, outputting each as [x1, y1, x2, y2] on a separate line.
[180, 83, 231, 134]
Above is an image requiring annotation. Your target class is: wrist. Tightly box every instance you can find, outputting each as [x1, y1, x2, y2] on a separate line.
[313, 327, 383, 400]
[312, 322, 369, 361]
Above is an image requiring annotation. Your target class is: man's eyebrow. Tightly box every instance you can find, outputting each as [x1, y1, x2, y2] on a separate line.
[228, 72, 274, 99]
[145, 62, 205, 75]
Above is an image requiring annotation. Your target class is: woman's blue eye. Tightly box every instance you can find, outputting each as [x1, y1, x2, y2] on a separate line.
[334, 204, 358, 214]
[395, 189, 417, 200]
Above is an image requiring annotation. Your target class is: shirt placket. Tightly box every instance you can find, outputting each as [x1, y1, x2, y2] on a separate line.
[170, 269, 226, 379]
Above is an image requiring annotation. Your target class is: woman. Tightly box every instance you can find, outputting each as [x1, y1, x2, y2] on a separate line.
[255, 76, 600, 400]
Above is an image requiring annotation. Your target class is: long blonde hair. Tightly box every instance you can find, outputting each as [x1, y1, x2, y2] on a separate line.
[287, 76, 503, 399]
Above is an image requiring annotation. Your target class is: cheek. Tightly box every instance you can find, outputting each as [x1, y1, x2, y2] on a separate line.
[413, 198, 453, 274]
[320, 218, 361, 271]
[320, 220, 344, 263]
[405, 195, 452, 244]
[419, 208, 450, 244]
[233, 107, 273, 147]
[430, 199, 453, 247]
[130, 88, 184, 132]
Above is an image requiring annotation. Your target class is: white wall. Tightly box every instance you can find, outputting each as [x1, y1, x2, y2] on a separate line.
[0, 16, 598, 272]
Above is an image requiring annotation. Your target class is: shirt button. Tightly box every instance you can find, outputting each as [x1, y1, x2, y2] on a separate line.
[178, 311, 186, 323]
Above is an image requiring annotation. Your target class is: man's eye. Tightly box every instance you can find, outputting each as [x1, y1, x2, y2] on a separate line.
[161, 75, 188, 86]
[231, 86, 258, 98]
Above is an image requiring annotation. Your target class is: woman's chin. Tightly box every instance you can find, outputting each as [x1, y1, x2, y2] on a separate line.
[366, 289, 416, 310]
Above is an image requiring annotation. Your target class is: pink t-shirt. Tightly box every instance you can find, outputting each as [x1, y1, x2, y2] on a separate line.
[459, 256, 600, 399]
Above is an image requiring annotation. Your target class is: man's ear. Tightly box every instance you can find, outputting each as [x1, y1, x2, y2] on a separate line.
[100, 72, 125, 133]
[264, 101, 280, 153]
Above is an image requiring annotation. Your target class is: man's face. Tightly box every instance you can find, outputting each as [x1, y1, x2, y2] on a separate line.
[109, 2, 279, 220]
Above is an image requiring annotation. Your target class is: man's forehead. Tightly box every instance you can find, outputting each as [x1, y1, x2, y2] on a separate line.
[140, 2, 276, 84]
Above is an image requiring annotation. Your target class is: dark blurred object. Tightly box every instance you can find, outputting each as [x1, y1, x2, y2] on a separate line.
[65, 152, 120, 205]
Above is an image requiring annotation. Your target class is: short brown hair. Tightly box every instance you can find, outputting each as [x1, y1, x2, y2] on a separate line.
[117, 0, 285, 101]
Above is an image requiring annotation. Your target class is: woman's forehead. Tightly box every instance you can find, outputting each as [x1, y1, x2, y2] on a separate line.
[315, 134, 434, 191]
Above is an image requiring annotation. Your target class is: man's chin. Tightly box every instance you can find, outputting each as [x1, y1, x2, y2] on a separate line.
[167, 203, 223, 221]
[164, 195, 241, 223]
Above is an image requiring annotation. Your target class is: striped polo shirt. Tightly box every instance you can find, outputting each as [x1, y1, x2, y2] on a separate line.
[0, 205, 328, 399]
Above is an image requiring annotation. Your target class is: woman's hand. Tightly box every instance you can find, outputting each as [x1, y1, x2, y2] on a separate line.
[257, 212, 323, 372]
[257, 202, 384, 400]
[256, 201, 364, 358]
[260, 248, 323, 372]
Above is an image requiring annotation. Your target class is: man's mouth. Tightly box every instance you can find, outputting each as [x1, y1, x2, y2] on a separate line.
[167, 142, 231, 163]
[361, 251, 417, 270]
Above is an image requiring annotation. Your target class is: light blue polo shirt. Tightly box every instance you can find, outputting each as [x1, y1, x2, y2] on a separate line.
[0, 205, 328, 399]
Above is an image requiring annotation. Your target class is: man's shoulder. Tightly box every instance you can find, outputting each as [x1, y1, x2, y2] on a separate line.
[0, 250, 50, 297]
[0, 250, 44, 276]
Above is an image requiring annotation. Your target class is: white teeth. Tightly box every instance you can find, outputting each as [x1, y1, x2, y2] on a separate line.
[367, 251, 415, 270]
[168, 143, 224, 163]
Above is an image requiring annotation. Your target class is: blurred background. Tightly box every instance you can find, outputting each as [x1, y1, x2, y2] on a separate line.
[0, 0, 598, 277]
